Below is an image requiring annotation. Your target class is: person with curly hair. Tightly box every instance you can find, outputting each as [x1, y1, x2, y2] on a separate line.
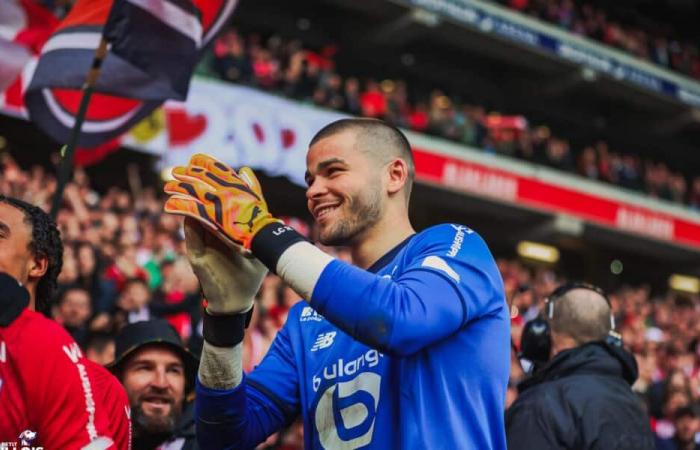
[0, 195, 131, 449]
[0, 195, 63, 312]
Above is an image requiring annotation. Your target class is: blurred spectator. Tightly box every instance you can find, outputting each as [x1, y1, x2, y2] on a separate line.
[53, 286, 92, 347]
[578, 146, 599, 179]
[105, 244, 148, 292]
[313, 72, 345, 110]
[213, 29, 252, 84]
[359, 79, 387, 118]
[407, 102, 430, 132]
[153, 258, 200, 340]
[689, 177, 700, 210]
[115, 277, 153, 327]
[545, 138, 574, 171]
[656, 406, 700, 450]
[85, 332, 116, 366]
[343, 77, 362, 116]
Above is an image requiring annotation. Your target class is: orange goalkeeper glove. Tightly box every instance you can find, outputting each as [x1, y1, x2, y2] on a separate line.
[163, 153, 281, 251]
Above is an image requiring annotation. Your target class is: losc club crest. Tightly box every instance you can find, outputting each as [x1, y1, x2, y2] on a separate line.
[1, 429, 44, 450]
[18, 430, 36, 446]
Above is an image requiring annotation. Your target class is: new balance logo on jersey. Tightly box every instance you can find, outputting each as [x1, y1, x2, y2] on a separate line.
[300, 307, 324, 322]
[311, 332, 336, 352]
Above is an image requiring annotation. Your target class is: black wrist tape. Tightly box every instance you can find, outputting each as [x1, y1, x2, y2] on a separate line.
[202, 307, 254, 347]
[251, 222, 307, 273]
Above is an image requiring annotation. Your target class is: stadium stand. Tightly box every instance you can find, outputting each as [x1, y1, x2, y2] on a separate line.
[208, 28, 700, 209]
[496, 0, 700, 81]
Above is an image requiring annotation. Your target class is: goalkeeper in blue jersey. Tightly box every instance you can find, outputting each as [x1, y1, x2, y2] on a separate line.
[163, 118, 510, 450]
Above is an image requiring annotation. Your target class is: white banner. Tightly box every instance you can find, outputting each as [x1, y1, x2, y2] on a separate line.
[122, 78, 346, 186]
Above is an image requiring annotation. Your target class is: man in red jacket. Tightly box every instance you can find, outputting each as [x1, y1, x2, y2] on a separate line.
[0, 195, 131, 449]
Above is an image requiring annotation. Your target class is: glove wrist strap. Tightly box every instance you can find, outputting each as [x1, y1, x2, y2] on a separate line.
[251, 222, 307, 273]
[202, 306, 254, 347]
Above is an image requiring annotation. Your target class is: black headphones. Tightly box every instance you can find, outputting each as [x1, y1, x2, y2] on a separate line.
[519, 282, 622, 372]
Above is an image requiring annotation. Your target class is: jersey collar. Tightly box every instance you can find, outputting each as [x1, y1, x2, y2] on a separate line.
[367, 234, 415, 274]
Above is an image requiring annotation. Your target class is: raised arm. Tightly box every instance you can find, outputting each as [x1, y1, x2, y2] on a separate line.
[164, 196, 298, 449]
[253, 224, 504, 356]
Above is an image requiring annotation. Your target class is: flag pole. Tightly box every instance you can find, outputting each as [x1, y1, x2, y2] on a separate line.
[50, 38, 109, 220]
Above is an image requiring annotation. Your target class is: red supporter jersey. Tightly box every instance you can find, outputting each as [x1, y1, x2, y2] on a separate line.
[0, 308, 131, 449]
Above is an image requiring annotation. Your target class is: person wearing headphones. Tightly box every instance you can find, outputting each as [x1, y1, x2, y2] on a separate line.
[506, 282, 655, 450]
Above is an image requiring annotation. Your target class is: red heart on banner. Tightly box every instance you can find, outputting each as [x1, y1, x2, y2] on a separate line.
[252, 122, 265, 143]
[281, 128, 295, 149]
[251, 124, 296, 149]
[166, 108, 207, 146]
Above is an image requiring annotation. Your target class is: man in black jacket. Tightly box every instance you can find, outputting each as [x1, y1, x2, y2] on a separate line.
[506, 285, 655, 450]
[110, 319, 200, 450]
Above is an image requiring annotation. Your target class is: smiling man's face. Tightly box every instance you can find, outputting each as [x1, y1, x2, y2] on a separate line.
[305, 130, 385, 246]
[122, 345, 186, 436]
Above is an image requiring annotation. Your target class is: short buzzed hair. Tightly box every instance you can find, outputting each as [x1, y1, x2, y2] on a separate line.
[309, 118, 415, 199]
[548, 288, 612, 345]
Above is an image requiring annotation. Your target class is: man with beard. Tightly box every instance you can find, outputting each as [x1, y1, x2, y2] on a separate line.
[164, 118, 510, 449]
[110, 319, 199, 450]
[0, 196, 129, 449]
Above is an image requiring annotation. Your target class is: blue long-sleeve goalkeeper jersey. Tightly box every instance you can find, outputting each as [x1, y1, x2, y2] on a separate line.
[196, 223, 510, 449]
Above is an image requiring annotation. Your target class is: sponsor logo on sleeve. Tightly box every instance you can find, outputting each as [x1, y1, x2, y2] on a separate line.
[447, 224, 473, 257]
[421, 255, 461, 282]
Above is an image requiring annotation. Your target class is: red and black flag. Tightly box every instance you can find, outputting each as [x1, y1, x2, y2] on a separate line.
[23, 0, 238, 147]
[0, 0, 58, 112]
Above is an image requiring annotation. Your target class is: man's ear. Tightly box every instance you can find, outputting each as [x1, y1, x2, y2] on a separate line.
[28, 253, 48, 280]
[386, 158, 408, 196]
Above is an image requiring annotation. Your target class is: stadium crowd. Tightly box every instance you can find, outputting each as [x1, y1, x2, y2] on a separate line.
[40, 0, 700, 81]
[207, 29, 700, 211]
[2, 143, 700, 447]
[500, 0, 700, 81]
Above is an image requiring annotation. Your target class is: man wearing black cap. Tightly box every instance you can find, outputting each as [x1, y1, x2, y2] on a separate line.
[110, 319, 199, 450]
